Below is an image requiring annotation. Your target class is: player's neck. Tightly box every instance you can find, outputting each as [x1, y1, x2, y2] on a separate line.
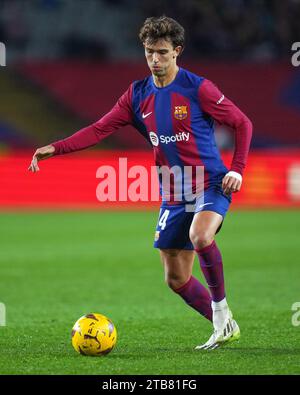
[153, 65, 179, 88]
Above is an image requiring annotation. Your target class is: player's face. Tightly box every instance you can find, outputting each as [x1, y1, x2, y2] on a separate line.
[144, 39, 181, 77]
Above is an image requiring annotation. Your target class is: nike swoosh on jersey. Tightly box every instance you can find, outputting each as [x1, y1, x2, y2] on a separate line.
[216, 95, 225, 105]
[198, 202, 214, 209]
[142, 111, 152, 119]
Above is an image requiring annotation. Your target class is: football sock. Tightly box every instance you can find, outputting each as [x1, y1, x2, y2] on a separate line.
[195, 240, 225, 303]
[174, 276, 212, 321]
[211, 298, 230, 330]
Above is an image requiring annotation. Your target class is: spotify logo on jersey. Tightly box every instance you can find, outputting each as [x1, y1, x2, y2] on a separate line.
[149, 132, 159, 146]
[149, 131, 190, 146]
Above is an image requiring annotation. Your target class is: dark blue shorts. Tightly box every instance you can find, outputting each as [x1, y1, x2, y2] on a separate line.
[154, 184, 231, 250]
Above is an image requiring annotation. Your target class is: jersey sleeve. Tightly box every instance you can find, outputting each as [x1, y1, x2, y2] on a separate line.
[198, 79, 253, 176]
[52, 84, 134, 155]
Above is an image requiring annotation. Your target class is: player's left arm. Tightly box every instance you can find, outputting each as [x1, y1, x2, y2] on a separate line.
[198, 79, 253, 195]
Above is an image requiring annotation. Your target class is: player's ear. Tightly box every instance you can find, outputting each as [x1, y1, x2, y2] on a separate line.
[174, 46, 183, 57]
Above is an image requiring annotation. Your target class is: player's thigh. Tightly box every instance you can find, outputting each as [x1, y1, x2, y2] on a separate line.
[189, 210, 223, 247]
[190, 183, 231, 247]
[160, 248, 195, 286]
[154, 205, 194, 250]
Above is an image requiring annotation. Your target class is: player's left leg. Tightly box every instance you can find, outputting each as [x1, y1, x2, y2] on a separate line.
[189, 210, 225, 302]
[189, 211, 240, 350]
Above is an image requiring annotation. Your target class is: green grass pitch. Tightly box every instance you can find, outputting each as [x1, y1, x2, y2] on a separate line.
[0, 210, 299, 375]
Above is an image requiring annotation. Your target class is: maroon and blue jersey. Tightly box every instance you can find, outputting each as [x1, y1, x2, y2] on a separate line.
[52, 67, 252, 203]
[131, 67, 230, 200]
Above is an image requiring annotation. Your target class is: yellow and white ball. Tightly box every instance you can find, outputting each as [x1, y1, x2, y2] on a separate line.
[71, 313, 117, 356]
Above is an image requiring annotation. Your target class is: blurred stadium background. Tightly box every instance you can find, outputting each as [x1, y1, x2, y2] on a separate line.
[0, 0, 300, 375]
[0, 0, 300, 209]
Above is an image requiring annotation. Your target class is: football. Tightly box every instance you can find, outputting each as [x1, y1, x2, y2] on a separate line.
[71, 313, 117, 356]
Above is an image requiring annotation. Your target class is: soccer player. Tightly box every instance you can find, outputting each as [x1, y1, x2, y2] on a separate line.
[29, 16, 252, 350]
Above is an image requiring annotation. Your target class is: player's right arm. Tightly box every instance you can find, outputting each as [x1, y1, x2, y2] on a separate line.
[28, 85, 134, 172]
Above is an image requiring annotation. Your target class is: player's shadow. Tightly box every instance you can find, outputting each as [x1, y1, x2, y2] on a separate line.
[217, 347, 300, 356]
[101, 346, 300, 359]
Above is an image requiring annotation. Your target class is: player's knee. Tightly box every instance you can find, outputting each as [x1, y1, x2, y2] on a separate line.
[189, 229, 214, 250]
[165, 274, 187, 291]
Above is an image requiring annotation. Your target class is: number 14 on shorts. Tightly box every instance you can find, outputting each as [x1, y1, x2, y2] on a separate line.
[158, 209, 170, 230]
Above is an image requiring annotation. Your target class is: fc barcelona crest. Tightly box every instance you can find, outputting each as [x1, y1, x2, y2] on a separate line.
[174, 106, 188, 120]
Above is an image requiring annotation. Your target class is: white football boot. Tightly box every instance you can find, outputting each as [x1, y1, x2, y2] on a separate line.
[195, 304, 240, 351]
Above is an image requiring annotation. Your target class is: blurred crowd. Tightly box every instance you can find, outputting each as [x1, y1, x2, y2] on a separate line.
[141, 0, 300, 61]
[0, 0, 299, 61]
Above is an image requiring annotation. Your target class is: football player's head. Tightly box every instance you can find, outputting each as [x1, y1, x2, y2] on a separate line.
[139, 16, 184, 77]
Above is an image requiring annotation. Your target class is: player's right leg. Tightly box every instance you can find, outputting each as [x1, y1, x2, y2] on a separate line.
[153, 204, 213, 322]
[159, 248, 213, 321]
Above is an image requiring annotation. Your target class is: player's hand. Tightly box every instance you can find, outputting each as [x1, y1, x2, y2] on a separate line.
[28, 144, 55, 172]
[222, 171, 242, 196]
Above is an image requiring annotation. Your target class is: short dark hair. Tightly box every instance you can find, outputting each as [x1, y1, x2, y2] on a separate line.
[139, 16, 185, 51]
